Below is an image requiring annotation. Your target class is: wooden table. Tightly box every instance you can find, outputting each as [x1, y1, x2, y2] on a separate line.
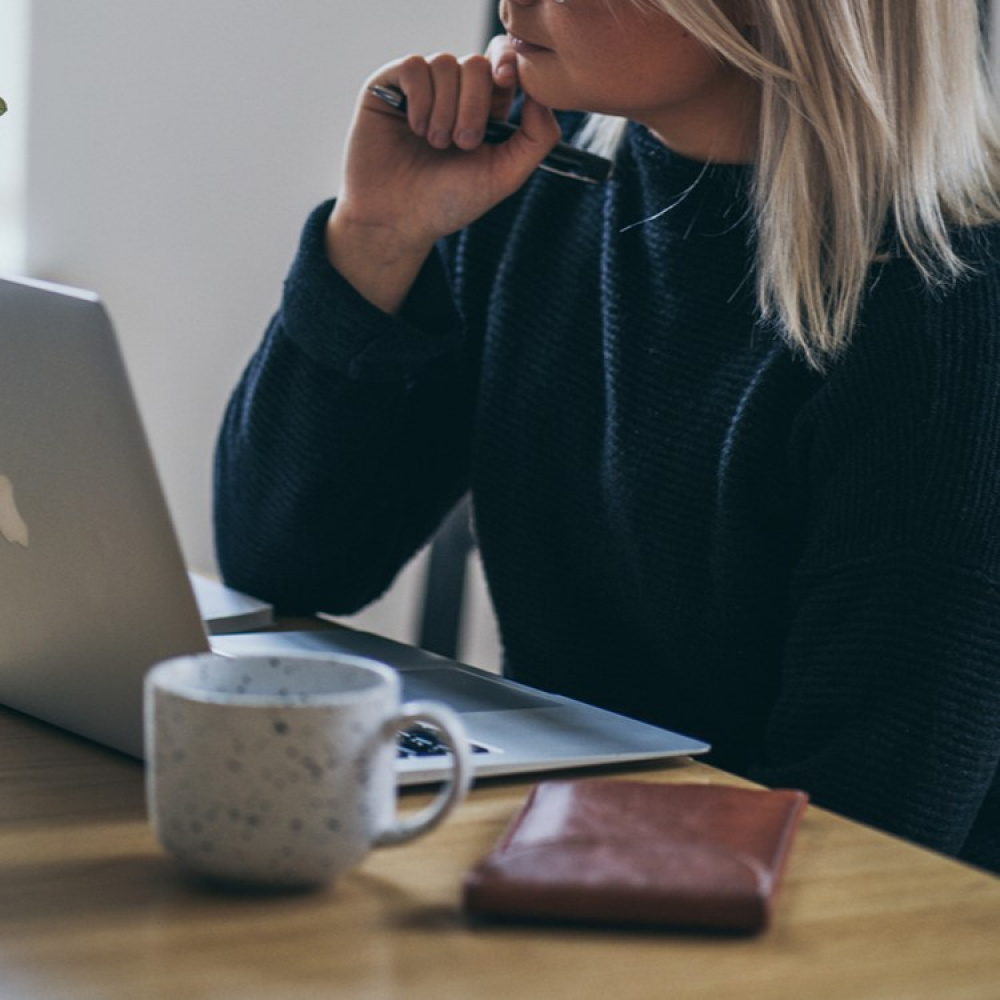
[1, 704, 998, 1000]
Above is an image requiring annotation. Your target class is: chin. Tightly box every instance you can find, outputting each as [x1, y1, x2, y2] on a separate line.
[515, 65, 607, 116]
[516, 74, 574, 113]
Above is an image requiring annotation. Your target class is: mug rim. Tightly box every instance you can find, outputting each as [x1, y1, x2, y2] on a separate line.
[146, 651, 400, 708]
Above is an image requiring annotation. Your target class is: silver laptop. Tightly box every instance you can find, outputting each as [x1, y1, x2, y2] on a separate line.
[0, 275, 709, 783]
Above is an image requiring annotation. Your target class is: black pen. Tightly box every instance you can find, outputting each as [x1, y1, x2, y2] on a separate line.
[368, 83, 613, 185]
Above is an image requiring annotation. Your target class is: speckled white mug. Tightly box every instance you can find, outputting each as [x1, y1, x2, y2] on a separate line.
[145, 652, 472, 888]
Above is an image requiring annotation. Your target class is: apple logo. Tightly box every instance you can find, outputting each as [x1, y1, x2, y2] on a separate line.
[0, 474, 29, 548]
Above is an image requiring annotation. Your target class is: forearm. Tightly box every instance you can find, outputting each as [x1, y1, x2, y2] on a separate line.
[214, 205, 474, 614]
[214, 316, 471, 614]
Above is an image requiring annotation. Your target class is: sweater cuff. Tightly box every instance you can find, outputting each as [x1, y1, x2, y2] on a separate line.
[279, 200, 465, 382]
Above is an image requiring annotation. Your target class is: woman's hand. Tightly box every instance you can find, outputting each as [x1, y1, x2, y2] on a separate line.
[326, 39, 560, 313]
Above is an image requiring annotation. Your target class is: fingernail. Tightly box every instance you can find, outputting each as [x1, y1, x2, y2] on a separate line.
[495, 63, 515, 84]
[429, 129, 451, 148]
[455, 128, 480, 149]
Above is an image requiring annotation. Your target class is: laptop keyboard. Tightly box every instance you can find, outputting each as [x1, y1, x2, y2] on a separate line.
[397, 723, 492, 758]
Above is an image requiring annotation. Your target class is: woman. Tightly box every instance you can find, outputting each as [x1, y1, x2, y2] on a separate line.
[215, 0, 1000, 872]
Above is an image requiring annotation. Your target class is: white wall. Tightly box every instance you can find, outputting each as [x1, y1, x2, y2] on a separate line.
[21, 0, 502, 668]
[0, 0, 29, 272]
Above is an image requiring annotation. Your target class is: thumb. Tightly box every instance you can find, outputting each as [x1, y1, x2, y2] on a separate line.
[496, 96, 561, 181]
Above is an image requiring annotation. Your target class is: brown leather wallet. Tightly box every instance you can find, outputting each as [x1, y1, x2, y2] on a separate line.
[463, 779, 808, 932]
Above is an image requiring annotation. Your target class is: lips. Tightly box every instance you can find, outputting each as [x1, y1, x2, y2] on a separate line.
[508, 33, 551, 55]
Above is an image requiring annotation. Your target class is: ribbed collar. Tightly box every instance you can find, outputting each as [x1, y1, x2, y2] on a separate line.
[618, 122, 754, 234]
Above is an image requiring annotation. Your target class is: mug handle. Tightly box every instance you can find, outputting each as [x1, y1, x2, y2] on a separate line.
[374, 700, 474, 847]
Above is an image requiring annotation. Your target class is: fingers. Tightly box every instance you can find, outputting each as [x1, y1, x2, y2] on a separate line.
[485, 33, 518, 103]
[412, 54, 497, 151]
[423, 54, 463, 149]
[369, 50, 517, 153]
[451, 55, 495, 150]
[392, 56, 434, 138]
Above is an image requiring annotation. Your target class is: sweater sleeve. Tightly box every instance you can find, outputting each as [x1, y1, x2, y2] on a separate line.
[750, 252, 1000, 871]
[213, 201, 476, 614]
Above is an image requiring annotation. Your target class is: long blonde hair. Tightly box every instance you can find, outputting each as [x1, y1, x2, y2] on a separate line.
[584, 0, 1000, 368]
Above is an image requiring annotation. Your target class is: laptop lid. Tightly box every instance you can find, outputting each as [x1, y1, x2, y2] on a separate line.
[0, 276, 210, 755]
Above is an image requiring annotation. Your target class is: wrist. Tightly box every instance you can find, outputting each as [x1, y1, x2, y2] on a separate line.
[325, 206, 436, 315]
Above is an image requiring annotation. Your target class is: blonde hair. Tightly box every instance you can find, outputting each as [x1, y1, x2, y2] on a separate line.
[584, 0, 1000, 368]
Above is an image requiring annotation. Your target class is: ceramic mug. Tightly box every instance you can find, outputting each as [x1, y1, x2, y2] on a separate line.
[145, 652, 473, 888]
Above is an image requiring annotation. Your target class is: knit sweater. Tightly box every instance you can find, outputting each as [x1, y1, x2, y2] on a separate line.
[215, 120, 1000, 872]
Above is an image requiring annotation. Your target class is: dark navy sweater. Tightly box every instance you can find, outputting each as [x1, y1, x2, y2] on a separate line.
[215, 121, 1000, 872]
